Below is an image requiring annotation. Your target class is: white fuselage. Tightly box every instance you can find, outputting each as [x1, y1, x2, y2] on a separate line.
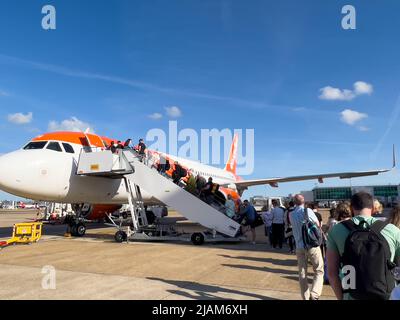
[0, 140, 238, 204]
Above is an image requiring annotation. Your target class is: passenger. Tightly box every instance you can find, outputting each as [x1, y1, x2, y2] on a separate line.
[373, 199, 384, 216]
[110, 141, 118, 154]
[157, 154, 170, 176]
[210, 182, 221, 203]
[200, 177, 221, 206]
[231, 200, 242, 224]
[200, 177, 214, 203]
[239, 200, 257, 245]
[165, 158, 171, 174]
[284, 201, 296, 254]
[225, 194, 236, 218]
[185, 172, 197, 194]
[327, 208, 338, 233]
[261, 205, 273, 246]
[117, 140, 124, 149]
[172, 161, 187, 185]
[327, 192, 400, 300]
[137, 138, 147, 163]
[388, 205, 400, 229]
[195, 174, 207, 196]
[309, 202, 327, 260]
[63, 213, 75, 237]
[388, 206, 400, 267]
[324, 202, 353, 285]
[156, 155, 164, 173]
[309, 203, 323, 226]
[235, 198, 242, 214]
[335, 202, 352, 222]
[234, 201, 246, 223]
[270, 200, 285, 249]
[291, 194, 324, 300]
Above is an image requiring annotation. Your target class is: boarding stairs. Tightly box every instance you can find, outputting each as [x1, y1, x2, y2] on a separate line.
[76, 149, 241, 238]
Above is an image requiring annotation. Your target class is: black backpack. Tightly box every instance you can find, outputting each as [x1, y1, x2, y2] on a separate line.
[341, 219, 396, 300]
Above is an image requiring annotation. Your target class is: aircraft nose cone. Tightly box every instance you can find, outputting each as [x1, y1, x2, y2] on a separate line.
[0, 152, 23, 195]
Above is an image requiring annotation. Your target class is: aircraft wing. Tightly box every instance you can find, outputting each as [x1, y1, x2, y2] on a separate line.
[229, 169, 391, 190]
[227, 146, 396, 191]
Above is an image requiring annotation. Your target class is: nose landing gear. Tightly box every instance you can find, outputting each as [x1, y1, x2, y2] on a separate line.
[64, 204, 89, 237]
[71, 223, 86, 237]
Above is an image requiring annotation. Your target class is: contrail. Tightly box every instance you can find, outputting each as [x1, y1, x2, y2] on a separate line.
[0, 53, 274, 110]
[371, 93, 400, 161]
[0, 53, 334, 115]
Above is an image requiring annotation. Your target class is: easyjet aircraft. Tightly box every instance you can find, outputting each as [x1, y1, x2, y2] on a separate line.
[0, 131, 394, 230]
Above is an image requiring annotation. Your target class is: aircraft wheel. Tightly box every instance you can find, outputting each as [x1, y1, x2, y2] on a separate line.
[115, 231, 127, 243]
[75, 223, 86, 237]
[70, 224, 78, 236]
[122, 212, 128, 219]
[191, 232, 205, 246]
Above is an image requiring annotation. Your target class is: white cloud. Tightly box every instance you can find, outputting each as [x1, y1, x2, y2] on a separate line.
[353, 81, 373, 95]
[319, 86, 355, 101]
[319, 81, 373, 101]
[165, 106, 182, 118]
[48, 117, 93, 132]
[7, 112, 33, 124]
[0, 90, 9, 97]
[148, 112, 163, 120]
[340, 109, 368, 125]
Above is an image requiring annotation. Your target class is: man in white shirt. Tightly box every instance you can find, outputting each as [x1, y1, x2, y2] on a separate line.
[290, 194, 324, 300]
[270, 200, 286, 249]
[261, 206, 273, 246]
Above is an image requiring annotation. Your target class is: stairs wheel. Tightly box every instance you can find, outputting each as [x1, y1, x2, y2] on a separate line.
[115, 231, 127, 243]
[191, 232, 205, 246]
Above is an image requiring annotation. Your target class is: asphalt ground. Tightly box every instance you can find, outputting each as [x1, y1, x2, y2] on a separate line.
[0, 209, 335, 300]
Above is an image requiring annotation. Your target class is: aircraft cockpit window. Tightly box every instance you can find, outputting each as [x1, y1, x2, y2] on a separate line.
[62, 143, 75, 154]
[47, 142, 63, 152]
[23, 141, 48, 150]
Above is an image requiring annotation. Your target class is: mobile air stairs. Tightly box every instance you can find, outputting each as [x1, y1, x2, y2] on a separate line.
[76, 148, 243, 245]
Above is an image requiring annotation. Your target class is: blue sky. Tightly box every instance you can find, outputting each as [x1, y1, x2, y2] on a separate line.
[0, 0, 400, 200]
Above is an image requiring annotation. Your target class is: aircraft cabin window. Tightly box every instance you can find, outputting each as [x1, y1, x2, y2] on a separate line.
[62, 143, 75, 154]
[23, 141, 48, 150]
[47, 142, 63, 152]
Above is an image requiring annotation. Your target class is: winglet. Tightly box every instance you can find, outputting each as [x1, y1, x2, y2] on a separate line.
[393, 144, 396, 168]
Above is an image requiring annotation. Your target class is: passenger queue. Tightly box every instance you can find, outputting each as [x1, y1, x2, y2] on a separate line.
[107, 138, 400, 300]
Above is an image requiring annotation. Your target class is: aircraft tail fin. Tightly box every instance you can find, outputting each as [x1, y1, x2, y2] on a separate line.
[224, 134, 238, 175]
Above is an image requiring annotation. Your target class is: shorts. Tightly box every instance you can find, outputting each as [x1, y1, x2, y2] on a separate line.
[243, 219, 257, 228]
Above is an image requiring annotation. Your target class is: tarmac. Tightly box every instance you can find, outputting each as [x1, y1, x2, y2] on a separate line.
[0, 210, 335, 300]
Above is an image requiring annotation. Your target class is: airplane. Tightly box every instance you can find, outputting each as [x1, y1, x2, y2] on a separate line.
[0, 131, 395, 236]
[18, 202, 38, 209]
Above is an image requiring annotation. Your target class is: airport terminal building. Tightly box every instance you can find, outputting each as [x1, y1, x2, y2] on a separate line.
[309, 185, 399, 206]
